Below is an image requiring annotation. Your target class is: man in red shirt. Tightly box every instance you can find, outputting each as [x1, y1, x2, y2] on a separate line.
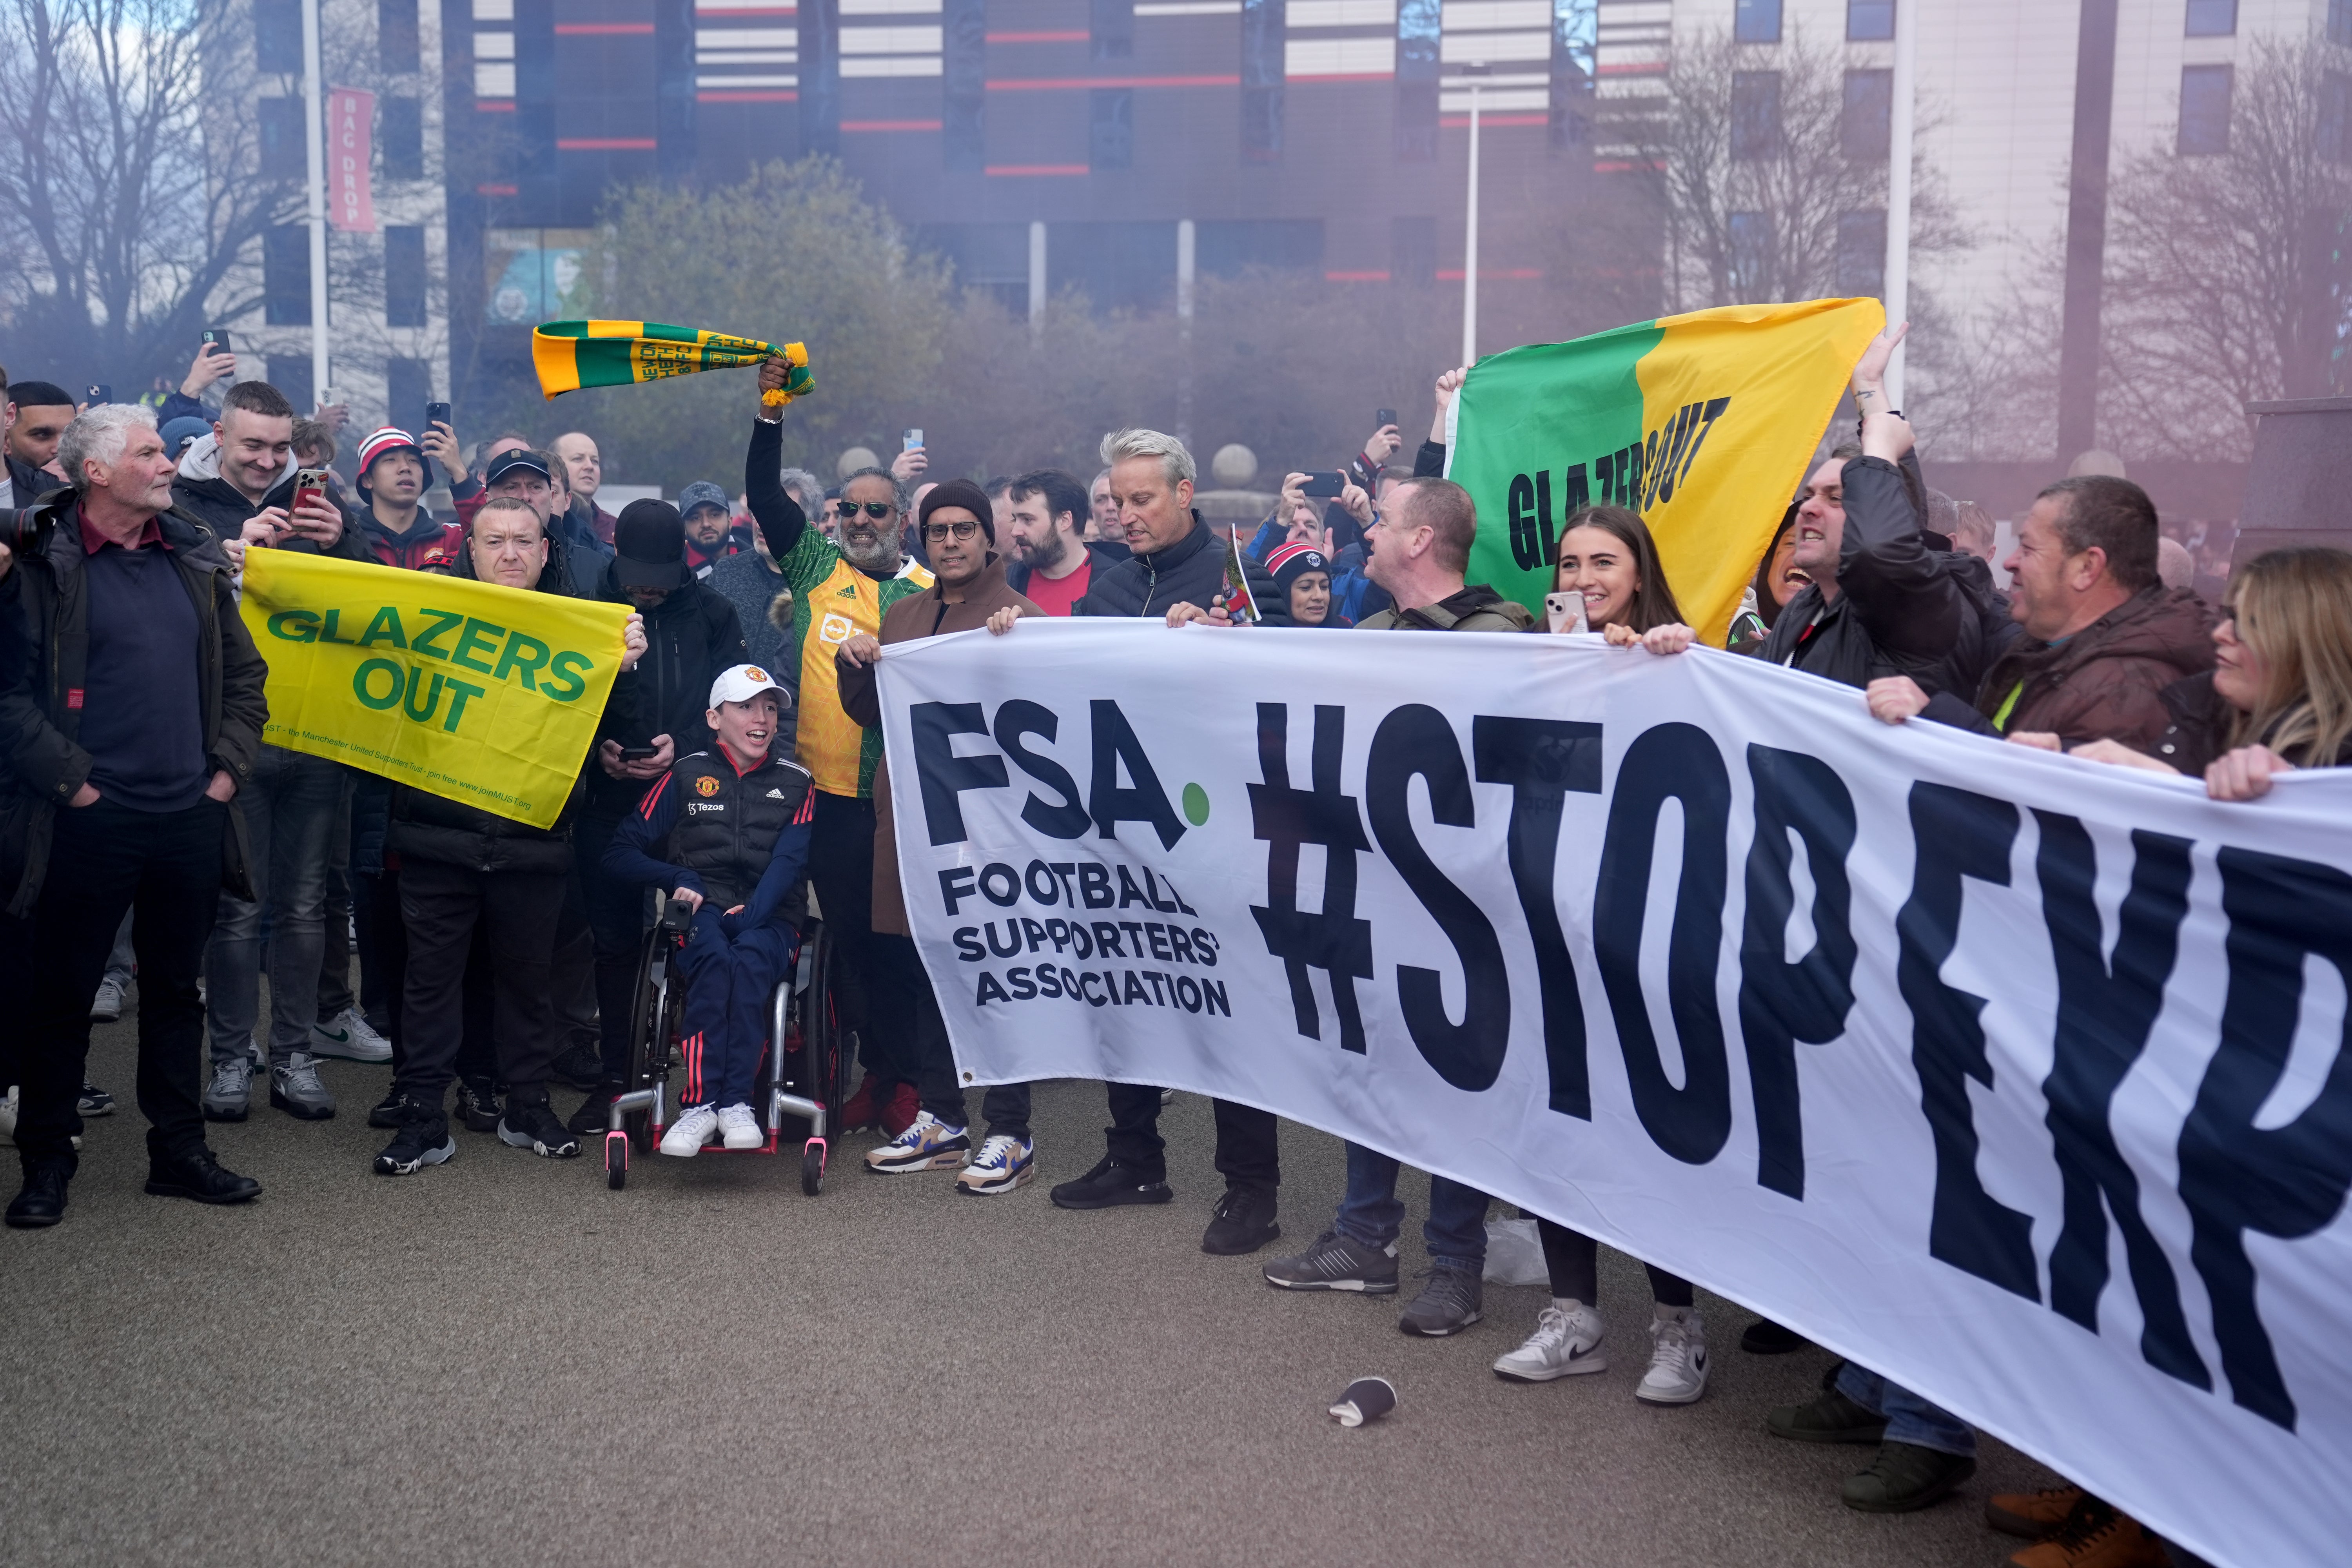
[1002, 468, 1125, 615]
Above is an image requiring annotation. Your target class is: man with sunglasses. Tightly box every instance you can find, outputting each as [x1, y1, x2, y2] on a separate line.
[738, 358, 935, 1135]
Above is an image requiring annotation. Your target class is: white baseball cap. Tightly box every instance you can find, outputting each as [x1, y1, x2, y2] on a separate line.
[708, 664, 791, 712]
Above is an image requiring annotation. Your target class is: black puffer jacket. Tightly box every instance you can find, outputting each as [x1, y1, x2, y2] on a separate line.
[1753, 455, 1980, 691]
[1073, 510, 1288, 624]
[586, 558, 747, 817]
[170, 440, 374, 566]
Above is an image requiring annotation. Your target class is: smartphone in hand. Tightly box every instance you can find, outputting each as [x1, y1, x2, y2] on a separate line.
[292, 468, 332, 517]
[1544, 592, 1589, 634]
[426, 401, 451, 430]
[902, 428, 924, 452]
[85, 384, 113, 406]
[1376, 408, 1397, 430]
[619, 744, 659, 762]
[200, 327, 232, 354]
[1301, 470, 1347, 498]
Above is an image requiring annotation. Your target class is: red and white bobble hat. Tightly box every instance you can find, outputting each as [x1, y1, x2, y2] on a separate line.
[355, 426, 423, 497]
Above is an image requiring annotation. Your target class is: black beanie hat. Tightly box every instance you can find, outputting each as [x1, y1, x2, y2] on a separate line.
[918, 478, 995, 544]
[613, 497, 687, 589]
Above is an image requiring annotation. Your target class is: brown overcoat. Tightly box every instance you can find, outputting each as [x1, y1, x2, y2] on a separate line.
[837, 553, 1040, 935]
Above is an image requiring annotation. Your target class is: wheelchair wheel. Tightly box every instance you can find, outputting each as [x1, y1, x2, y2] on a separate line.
[606, 1131, 628, 1190]
[800, 1141, 825, 1196]
[622, 925, 684, 1152]
[801, 922, 859, 1123]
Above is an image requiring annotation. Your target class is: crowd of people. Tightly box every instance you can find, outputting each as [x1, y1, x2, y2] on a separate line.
[3, 323, 2340, 1568]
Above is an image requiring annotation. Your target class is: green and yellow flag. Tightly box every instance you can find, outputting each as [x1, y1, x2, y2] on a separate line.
[1445, 298, 1885, 645]
[240, 551, 631, 825]
[532, 319, 813, 404]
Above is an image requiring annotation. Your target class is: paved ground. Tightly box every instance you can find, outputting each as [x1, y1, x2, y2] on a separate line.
[2, 1003, 2062, 1568]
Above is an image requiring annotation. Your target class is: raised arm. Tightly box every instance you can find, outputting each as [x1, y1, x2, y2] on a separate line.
[744, 360, 809, 561]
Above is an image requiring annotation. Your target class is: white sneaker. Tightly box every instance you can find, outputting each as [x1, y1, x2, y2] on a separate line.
[660, 1103, 721, 1156]
[89, 977, 127, 1022]
[311, 1007, 392, 1063]
[1493, 1300, 1609, 1382]
[1635, 1305, 1709, 1405]
[716, 1103, 764, 1150]
[863, 1110, 971, 1174]
[955, 1133, 1035, 1195]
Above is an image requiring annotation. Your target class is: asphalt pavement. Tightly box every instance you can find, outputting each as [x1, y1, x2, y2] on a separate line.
[2, 998, 2063, 1568]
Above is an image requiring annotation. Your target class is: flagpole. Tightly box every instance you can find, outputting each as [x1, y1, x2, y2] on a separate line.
[302, 0, 330, 403]
[1461, 78, 1482, 366]
[1882, 0, 1915, 406]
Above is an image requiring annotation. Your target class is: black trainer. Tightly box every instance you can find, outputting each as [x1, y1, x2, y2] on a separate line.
[1741, 1317, 1809, 1354]
[550, 1042, 604, 1091]
[144, 1147, 262, 1205]
[1048, 1156, 1172, 1210]
[1201, 1185, 1279, 1255]
[368, 1088, 429, 1129]
[566, 1083, 622, 1137]
[497, 1101, 582, 1159]
[77, 1081, 115, 1116]
[455, 1079, 502, 1134]
[1840, 1442, 1976, 1514]
[5, 1164, 70, 1229]
[374, 1115, 456, 1176]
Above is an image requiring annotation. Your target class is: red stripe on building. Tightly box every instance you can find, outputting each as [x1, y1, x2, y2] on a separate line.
[558, 137, 659, 149]
[985, 163, 1090, 175]
[555, 22, 655, 33]
[697, 4, 795, 11]
[1325, 269, 1390, 281]
[697, 89, 798, 100]
[476, 182, 519, 194]
[986, 73, 1239, 90]
[986, 29, 1088, 41]
[842, 119, 942, 130]
[475, 100, 517, 112]
[1439, 112, 1546, 127]
[1435, 267, 1543, 280]
[1286, 72, 1394, 83]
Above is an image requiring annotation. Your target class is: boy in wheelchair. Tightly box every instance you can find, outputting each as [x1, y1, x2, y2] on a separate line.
[603, 665, 816, 1156]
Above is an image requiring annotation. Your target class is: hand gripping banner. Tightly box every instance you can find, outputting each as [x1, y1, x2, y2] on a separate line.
[876, 617, 2352, 1568]
[240, 551, 630, 824]
[1446, 298, 1886, 646]
[532, 319, 814, 405]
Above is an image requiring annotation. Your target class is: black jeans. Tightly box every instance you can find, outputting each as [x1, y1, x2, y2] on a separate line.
[1102, 1085, 1278, 1191]
[1537, 1215, 1693, 1308]
[395, 859, 566, 1107]
[576, 809, 648, 1086]
[879, 933, 1032, 1140]
[808, 790, 909, 1086]
[17, 797, 228, 1171]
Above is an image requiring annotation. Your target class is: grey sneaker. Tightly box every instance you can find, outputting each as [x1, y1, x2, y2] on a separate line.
[1262, 1230, 1401, 1294]
[1634, 1305, 1710, 1405]
[310, 1007, 392, 1063]
[202, 1058, 253, 1122]
[1398, 1265, 1483, 1336]
[89, 976, 127, 1022]
[269, 1052, 336, 1120]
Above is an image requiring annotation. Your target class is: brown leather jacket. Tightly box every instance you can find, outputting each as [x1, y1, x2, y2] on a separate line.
[1923, 586, 2216, 750]
[838, 553, 1040, 935]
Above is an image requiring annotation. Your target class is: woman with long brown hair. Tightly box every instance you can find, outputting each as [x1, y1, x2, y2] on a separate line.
[1544, 505, 1699, 653]
[2062, 546, 2352, 798]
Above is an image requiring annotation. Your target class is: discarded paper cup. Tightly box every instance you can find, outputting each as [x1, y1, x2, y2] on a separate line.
[1328, 1377, 1397, 1427]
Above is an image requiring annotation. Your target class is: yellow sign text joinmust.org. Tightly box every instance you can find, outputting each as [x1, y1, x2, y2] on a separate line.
[239, 550, 630, 825]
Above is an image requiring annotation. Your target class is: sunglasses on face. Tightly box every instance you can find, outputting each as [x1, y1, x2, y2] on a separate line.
[923, 519, 981, 541]
[842, 500, 895, 521]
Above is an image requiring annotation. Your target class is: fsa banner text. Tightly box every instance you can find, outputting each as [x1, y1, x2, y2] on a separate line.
[239, 551, 628, 824]
[877, 618, 2352, 1568]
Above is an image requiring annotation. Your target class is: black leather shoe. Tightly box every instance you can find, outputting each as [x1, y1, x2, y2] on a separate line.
[1201, 1184, 1280, 1255]
[144, 1147, 262, 1205]
[5, 1165, 69, 1229]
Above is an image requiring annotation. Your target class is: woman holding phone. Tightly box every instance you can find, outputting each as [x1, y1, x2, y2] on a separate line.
[1541, 504, 1698, 654]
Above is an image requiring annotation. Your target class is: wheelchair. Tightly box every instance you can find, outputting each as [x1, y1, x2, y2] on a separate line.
[603, 893, 856, 1194]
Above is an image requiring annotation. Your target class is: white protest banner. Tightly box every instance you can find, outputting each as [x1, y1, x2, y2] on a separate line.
[875, 618, 2352, 1568]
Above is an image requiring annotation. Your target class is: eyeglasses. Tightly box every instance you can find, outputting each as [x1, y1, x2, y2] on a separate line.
[841, 501, 895, 521]
[923, 519, 981, 541]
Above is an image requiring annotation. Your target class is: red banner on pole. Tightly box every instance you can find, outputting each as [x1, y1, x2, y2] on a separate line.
[327, 87, 376, 234]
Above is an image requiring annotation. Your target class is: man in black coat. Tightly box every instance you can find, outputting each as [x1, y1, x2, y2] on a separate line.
[566, 499, 749, 1133]
[0, 404, 269, 1228]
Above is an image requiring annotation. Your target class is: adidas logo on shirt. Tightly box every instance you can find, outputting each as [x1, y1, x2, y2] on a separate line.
[766, 788, 788, 799]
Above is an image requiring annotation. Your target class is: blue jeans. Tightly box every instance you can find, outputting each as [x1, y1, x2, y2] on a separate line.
[1335, 1141, 1491, 1274]
[203, 745, 344, 1067]
[1836, 1364, 1976, 1457]
[675, 911, 799, 1111]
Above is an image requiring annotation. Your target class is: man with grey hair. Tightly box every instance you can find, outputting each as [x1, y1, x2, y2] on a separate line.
[0, 402, 269, 1227]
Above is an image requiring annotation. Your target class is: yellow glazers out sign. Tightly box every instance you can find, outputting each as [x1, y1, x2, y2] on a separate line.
[239, 551, 630, 824]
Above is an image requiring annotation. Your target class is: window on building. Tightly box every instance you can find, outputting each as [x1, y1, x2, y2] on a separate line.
[1092, 0, 1133, 60]
[386, 357, 432, 433]
[1835, 209, 1886, 296]
[1198, 220, 1323, 276]
[1841, 67, 1890, 160]
[945, 0, 985, 171]
[382, 96, 424, 179]
[2333, 0, 2352, 47]
[1728, 210, 1772, 297]
[1392, 215, 1436, 287]
[267, 357, 314, 415]
[379, 0, 420, 71]
[265, 225, 310, 325]
[914, 223, 1030, 315]
[2184, 0, 2236, 37]
[255, 0, 301, 72]
[258, 96, 305, 179]
[1395, 0, 1439, 159]
[1735, 0, 1781, 44]
[385, 226, 427, 327]
[1090, 88, 1134, 170]
[799, 0, 840, 158]
[1046, 221, 1177, 311]
[1731, 71, 1780, 160]
[1241, 0, 1283, 163]
[1549, 0, 1593, 150]
[2178, 64, 2232, 155]
[1846, 0, 1893, 42]
[2321, 71, 2351, 163]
